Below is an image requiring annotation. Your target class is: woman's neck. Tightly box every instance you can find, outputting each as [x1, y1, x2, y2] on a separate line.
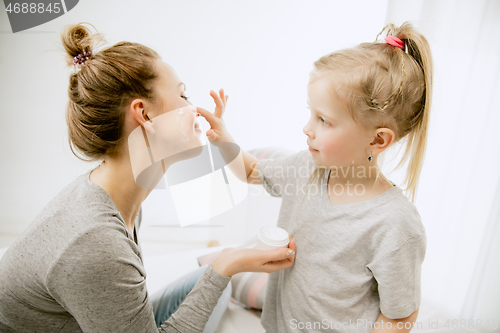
[89, 157, 152, 233]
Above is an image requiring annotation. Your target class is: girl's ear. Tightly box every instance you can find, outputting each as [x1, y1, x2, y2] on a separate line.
[370, 128, 395, 152]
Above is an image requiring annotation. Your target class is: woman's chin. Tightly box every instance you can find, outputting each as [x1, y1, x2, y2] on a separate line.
[183, 133, 205, 154]
[192, 130, 204, 147]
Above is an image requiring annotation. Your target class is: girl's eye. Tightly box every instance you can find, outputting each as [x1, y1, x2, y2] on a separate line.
[181, 95, 190, 100]
[319, 117, 329, 125]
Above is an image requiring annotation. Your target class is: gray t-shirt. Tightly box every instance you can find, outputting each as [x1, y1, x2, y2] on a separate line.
[0, 169, 230, 332]
[257, 150, 426, 333]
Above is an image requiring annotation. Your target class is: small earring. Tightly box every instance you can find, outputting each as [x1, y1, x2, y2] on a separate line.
[368, 152, 373, 161]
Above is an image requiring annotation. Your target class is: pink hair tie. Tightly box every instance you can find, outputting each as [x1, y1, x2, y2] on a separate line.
[385, 35, 404, 50]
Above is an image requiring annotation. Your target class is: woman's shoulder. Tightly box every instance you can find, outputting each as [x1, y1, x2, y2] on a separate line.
[4, 170, 130, 269]
[33, 170, 122, 230]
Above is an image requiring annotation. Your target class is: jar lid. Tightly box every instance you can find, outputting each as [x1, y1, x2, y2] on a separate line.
[258, 227, 289, 247]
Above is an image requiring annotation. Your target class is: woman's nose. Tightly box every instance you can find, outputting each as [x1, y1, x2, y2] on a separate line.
[189, 105, 200, 117]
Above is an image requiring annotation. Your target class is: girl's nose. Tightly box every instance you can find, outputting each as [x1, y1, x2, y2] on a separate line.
[303, 124, 314, 138]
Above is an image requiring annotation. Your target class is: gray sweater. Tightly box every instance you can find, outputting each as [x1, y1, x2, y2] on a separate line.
[0, 169, 230, 332]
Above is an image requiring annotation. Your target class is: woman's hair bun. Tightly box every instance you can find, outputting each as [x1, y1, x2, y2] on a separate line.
[61, 22, 104, 67]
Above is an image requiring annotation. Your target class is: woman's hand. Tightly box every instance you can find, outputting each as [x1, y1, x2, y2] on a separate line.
[211, 235, 296, 277]
[196, 89, 235, 144]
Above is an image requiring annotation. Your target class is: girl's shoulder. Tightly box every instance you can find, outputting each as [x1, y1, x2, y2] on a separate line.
[256, 149, 314, 177]
[375, 185, 426, 239]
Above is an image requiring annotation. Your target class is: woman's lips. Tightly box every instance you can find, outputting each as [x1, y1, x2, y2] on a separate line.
[194, 120, 202, 132]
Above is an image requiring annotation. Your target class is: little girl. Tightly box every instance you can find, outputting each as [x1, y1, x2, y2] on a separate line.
[198, 21, 430, 332]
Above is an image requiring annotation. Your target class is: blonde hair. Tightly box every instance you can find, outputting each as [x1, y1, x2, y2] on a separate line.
[304, 21, 433, 203]
[61, 22, 161, 162]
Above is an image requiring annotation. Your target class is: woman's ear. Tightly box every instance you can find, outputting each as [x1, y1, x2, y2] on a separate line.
[129, 99, 155, 134]
[130, 98, 146, 123]
[369, 128, 395, 153]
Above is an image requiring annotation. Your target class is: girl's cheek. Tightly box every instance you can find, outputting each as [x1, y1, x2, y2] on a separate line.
[317, 138, 326, 151]
[321, 141, 346, 164]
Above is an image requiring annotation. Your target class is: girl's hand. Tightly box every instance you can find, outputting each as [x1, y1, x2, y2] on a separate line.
[211, 235, 296, 277]
[196, 89, 235, 144]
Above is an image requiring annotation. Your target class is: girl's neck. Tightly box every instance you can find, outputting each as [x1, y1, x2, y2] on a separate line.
[327, 161, 384, 185]
[326, 162, 394, 205]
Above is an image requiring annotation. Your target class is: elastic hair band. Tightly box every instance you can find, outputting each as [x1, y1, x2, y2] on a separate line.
[373, 35, 407, 112]
[73, 51, 92, 69]
[385, 35, 405, 49]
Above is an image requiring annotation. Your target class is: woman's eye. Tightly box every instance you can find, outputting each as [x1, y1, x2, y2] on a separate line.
[181, 95, 190, 100]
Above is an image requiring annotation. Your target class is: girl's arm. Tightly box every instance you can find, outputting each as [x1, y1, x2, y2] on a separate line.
[371, 309, 419, 333]
[244, 151, 261, 185]
[196, 89, 262, 185]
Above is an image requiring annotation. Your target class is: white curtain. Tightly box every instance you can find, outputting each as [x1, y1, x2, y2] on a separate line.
[386, 0, 500, 322]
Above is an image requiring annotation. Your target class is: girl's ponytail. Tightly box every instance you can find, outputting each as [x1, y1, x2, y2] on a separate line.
[377, 22, 434, 202]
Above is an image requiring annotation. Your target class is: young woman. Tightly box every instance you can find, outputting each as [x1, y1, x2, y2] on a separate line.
[0, 23, 296, 333]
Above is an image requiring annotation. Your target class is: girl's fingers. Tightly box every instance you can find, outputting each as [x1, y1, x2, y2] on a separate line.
[196, 107, 218, 127]
[210, 90, 224, 118]
[219, 89, 226, 108]
[210, 90, 223, 108]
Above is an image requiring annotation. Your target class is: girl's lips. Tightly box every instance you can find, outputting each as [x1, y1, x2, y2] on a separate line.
[308, 144, 318, 152]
